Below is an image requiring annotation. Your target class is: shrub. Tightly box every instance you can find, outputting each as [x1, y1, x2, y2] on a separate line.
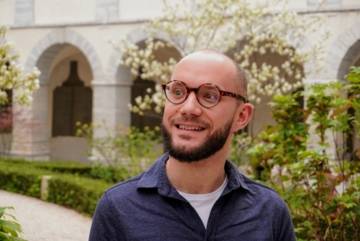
[32, 161, 92, 176]
[0, 157, 132, 183]
[0, 160, 111, 215]
[77, 125, 162, 179]
[47, 174, 109, 215]
[242, 67, 360, 241]
[89, 164, 133, 183]
[0, 158, 93, 176]
[0, 207, 26, 241]
[0, 163, 42, 198]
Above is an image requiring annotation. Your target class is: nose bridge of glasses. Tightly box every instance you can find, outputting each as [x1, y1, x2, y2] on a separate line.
[186, 88, 199, 102]
[175, 88, 201, 111]
[187, 86, 200, 96]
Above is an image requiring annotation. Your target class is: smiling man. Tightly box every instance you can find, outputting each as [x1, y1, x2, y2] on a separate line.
[89, 50, 296, 241]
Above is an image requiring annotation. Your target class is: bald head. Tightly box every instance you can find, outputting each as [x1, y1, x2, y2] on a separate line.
[173, 50, 247, 97]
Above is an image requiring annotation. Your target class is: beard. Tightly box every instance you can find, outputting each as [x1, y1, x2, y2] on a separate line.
[161, 120, 232, 163]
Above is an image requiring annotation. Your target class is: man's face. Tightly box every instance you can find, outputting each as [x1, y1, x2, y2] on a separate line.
[162, 52, 245, 162]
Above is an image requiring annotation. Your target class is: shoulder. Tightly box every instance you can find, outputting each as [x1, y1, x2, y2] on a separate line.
[242, 175, 289, 210]
[242, 175, 294, 226]
[98, 154, 168, 207]
[242, 177, 295, 239]
[225, 161, 288, 210]
[239, 175, 294, 233]
[102, 174, 143, 204]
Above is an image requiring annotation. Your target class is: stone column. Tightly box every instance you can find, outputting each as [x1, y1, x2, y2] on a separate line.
[90, 80, 131, 162]
[92, 79, 131, 131]
[11, 84, 50, 160]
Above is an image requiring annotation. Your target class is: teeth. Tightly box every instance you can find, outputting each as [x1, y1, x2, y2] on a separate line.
[178, 125, 204, 131]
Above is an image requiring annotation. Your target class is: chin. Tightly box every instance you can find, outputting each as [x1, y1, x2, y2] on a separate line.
[172, 139, 204, 150]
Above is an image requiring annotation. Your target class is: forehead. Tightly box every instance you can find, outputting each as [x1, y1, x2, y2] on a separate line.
[171, 53, 238, 90]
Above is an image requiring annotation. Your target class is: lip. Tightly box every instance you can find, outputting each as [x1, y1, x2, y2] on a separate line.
[175, 123, 206, 131]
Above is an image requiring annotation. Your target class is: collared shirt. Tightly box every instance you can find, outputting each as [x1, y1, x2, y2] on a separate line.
[89, 153, 296, 241]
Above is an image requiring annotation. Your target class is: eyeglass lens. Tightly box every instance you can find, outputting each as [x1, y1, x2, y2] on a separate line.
[164, 81, 221, 108]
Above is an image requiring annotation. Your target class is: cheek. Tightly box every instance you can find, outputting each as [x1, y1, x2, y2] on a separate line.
[212, 111, 236, 129]
[162, 104, 176, 124]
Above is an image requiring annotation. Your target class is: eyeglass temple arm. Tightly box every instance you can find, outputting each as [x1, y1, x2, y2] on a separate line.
[220, 91, 248, 102]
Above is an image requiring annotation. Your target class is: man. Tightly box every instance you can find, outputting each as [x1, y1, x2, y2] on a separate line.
[89, 50, 296, 241]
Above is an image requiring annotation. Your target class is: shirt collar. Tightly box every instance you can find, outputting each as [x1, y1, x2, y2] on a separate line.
[137, 153, 252, 198]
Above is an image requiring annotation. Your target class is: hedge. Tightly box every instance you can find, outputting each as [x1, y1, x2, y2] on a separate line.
[0, 158, 93, 176]
[0, 160, 111, 216]
[0, 163, 48, 198]
[0, 158, 131, 182]
[47, 174, 109, 215]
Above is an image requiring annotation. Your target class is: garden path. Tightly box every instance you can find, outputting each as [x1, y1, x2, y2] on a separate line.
[0, 190, 92, 241]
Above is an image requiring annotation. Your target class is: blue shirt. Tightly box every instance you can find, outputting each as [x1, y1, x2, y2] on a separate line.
[89, 153, 296, 241]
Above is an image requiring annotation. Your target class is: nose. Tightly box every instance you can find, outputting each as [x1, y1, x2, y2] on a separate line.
[179, 91, 202, 117]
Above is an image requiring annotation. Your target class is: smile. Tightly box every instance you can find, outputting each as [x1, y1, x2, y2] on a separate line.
[175, 124, 205, 131]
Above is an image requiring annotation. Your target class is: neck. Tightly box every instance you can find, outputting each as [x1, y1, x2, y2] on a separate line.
[166, 148, 228, 194]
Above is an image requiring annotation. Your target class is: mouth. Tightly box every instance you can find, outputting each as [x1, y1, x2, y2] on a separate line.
[175, 124, 206, 132]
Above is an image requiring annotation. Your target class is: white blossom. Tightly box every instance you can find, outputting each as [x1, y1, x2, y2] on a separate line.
[115, 0, 324, 112]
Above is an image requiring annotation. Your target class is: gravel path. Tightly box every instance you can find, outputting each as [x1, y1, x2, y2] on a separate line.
[0, 190, 92, 241]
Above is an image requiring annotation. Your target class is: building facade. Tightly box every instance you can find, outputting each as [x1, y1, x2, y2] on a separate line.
[0, 0, 359, 162]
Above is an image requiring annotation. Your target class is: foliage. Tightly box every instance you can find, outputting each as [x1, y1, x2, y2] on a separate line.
[0, 158, 92, 175]
[0, 157, 137, 183]
[77, 124, 162, 179]
[0, 159, 111, 216]
[0, 26, 39, 105]
[116, 0, 326, 115]
[0, 26, 40, 157]
[0, 162, 42, 198]
[0, 207, 26, 241]
[47, 174, 109, 215]
[243, 67, 360, 240]
[88, 164, 132, 183]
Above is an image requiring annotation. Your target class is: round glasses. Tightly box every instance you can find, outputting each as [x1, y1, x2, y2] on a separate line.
[162, 80, 247, 108]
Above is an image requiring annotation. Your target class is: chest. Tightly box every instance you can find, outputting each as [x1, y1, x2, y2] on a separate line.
[116, 195, 273, 241]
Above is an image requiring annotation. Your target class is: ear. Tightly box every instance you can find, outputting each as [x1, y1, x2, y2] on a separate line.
[231, 103, 254, 133]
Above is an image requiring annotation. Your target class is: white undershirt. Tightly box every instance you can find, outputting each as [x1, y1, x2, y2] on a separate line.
[178, 177, 228, 228]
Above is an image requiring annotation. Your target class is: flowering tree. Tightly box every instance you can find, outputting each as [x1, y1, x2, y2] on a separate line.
[116, 0, 325, 115]
[0, 26, 40, 105]
[0, 26, 40, 155]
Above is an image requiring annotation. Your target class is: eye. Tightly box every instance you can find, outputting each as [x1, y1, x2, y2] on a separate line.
[173, 88, 183, 96]
[169, 84, 186, 99]
[203, 92, 218, 102]
[199, 87, 219, 104]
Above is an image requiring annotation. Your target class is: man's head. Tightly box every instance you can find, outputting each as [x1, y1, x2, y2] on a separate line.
[162, 50, 253, 162]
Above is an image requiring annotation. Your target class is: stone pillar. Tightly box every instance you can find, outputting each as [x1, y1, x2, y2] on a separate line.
[11, 84, 50, 160]
[90, 81, 131, 162]
[92, 80, 131, 133]
[40, 175, 52, 200]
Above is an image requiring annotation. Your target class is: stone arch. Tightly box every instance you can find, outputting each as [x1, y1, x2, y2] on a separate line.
[106, 28, 183, 129]
[13, 29, 101, 160]
[325, 20, 360, 80]
[226, 37, 305, 136]
[25, 29, 103, 84]
[107, 28, 184, 85]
